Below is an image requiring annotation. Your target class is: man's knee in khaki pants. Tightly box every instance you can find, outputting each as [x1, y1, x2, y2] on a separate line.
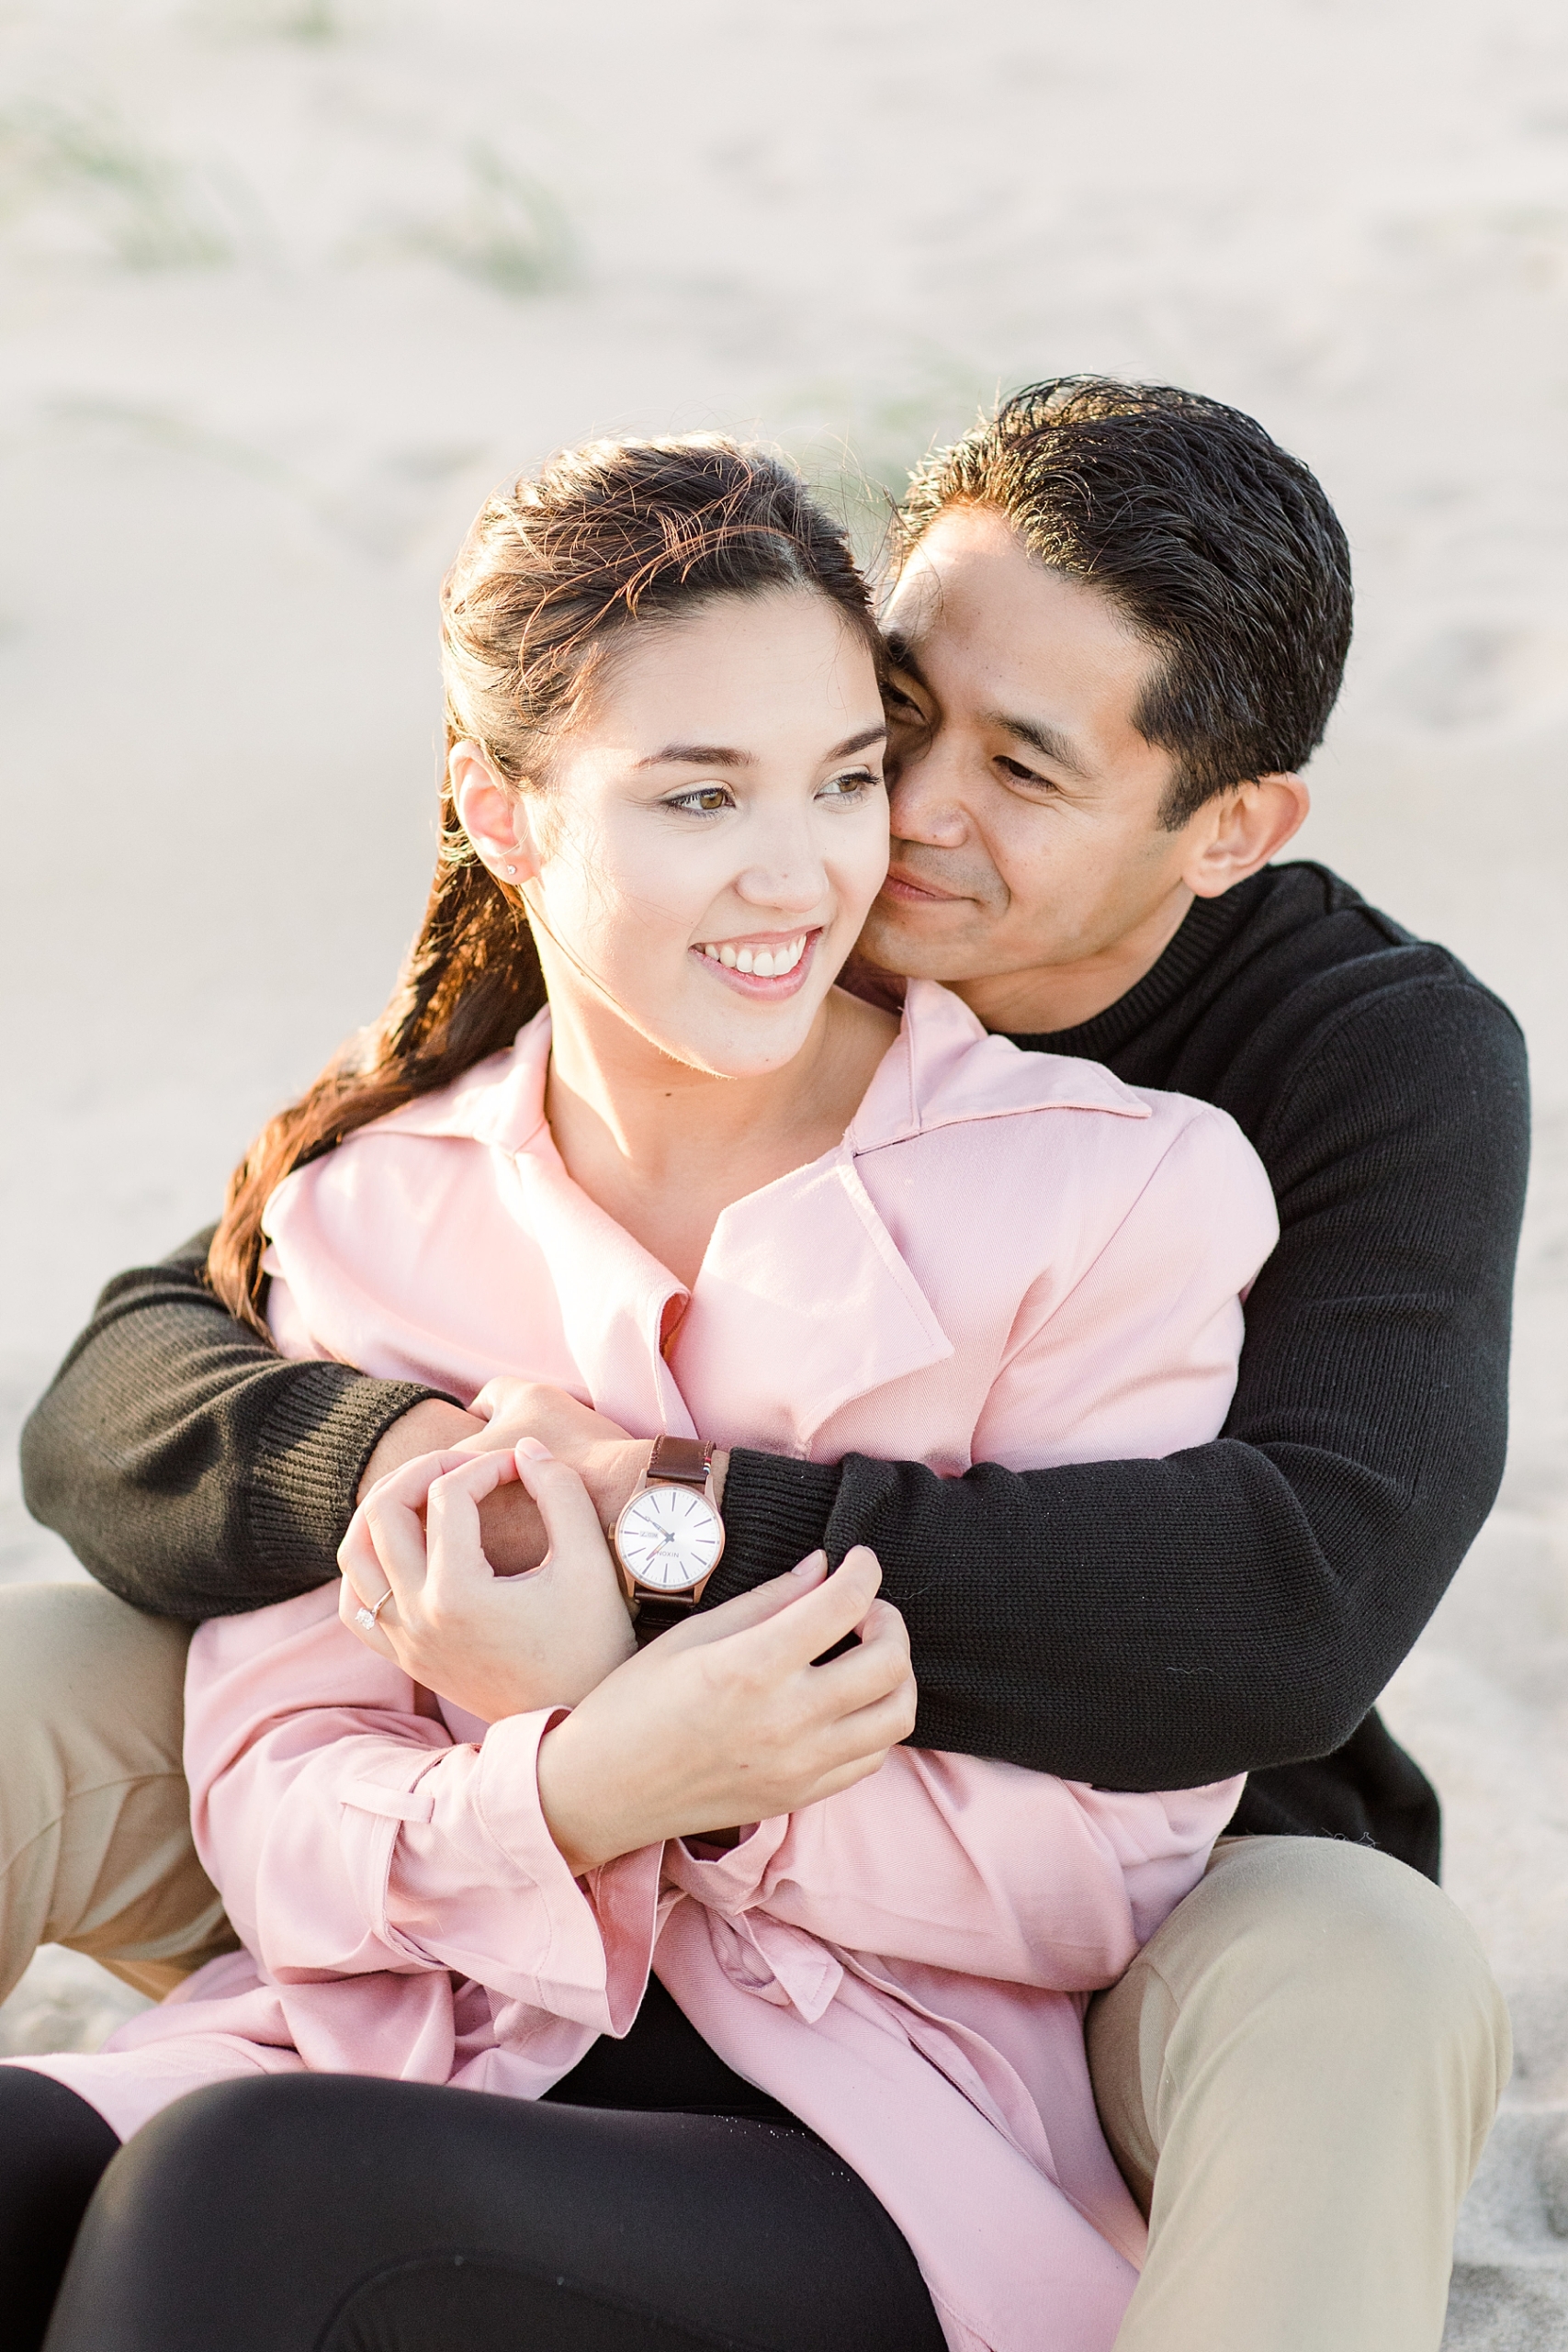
[0, 1582, 236, 2005]
[1087, 1835, 1511, 2352]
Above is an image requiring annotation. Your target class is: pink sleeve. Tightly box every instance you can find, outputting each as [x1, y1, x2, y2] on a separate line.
[671, 1748, 1241, 1989]
[186, 1588, 659, 2035]
[971, 1100, 1279, 1471]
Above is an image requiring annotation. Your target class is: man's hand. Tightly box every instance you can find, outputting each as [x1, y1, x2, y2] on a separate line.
[468, 1378, 723, 1536]
[357, 1399, 485, 1501]
[355, 1396, 558, 1577]
[357, 1383, 606, 1571]
[355, 1379, 731, 1578]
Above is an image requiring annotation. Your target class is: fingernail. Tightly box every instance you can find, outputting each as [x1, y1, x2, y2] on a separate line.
[790, 1550, 827, 1577]
[515, 1437, 552, 1461]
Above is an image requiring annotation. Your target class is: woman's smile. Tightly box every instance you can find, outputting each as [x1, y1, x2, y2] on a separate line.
[692, 926, 820, 994]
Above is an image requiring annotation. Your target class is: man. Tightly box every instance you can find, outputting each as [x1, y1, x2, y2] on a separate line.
[14, 379, 1523, 2350]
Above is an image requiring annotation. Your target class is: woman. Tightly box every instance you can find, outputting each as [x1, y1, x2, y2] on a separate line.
[1, 436, 1275, 2352]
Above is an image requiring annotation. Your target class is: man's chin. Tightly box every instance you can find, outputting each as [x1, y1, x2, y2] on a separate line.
[855, 907, 981, 985]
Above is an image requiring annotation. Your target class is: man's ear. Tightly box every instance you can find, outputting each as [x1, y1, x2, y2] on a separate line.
[449, 741, 542, 885]
[1182, 774, 1310, 899]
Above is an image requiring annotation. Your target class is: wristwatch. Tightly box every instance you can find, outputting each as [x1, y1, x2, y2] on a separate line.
[612, 1435, 726, 1639]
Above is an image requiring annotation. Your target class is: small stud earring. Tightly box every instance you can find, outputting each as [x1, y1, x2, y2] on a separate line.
[502, 861, 516, 876]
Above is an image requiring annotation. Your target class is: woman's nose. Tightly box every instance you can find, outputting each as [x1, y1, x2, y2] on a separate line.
[734, 859, 828, 910]
[733, 822, 829, 910]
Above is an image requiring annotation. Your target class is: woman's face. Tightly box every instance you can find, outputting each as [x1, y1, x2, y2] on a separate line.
[464, 589, 890, 1080]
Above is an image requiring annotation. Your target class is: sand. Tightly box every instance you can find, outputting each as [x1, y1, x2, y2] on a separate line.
[1, 1, 1565, 2338]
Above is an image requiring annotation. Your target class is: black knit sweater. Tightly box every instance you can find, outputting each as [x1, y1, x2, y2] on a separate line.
[20, 863, 1529, 1881]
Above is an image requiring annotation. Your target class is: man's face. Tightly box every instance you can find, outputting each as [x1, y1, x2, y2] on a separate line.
[858, 504, 1201, 1031]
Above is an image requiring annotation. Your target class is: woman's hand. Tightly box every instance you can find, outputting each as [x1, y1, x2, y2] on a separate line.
[338, 1442, 637, 1720]
[341, 1439, 918, 1875]
[535, 1548, 917, 1876]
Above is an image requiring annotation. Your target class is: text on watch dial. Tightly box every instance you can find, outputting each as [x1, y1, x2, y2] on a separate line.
[619, 1486, 721, 1588]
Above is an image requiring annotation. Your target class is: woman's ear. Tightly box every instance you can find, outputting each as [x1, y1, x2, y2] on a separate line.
[449, 741, 542, 886]
[1182, 773, 1311, 899]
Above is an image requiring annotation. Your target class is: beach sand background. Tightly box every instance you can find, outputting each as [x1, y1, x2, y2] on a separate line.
[1, 2, 1564, 2339]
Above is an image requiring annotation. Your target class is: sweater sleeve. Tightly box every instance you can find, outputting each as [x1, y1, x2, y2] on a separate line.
[707, 976, 1529, 1792]
[18, 1233, 454, 1617]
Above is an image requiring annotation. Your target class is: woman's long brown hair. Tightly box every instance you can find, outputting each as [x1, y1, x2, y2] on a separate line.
[208, 436, 883, 1333]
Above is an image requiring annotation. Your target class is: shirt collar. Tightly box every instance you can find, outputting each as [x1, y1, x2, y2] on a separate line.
[365, 984, 1149, 1447]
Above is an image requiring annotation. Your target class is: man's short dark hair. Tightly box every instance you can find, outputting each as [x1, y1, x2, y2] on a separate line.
[896, 378, 1354, 827]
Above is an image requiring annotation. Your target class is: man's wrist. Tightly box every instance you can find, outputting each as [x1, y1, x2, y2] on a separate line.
[698, 1448, 835, 1598]
[356, 1397, 487, 1504]
[585, 1442, 729, 1541]
[586, 1440, 653, 1539]
[361, 1416, 730, 1545]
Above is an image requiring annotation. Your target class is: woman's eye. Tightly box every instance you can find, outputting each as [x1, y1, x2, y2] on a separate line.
[818, 767, 881, 802]
[665, 786, 734, 816]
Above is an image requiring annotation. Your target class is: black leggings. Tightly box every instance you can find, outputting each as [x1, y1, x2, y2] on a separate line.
[1, 1980, 945, 2352]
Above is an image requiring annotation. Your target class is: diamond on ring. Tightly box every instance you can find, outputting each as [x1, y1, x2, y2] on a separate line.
[355, 1606, 377, 1634]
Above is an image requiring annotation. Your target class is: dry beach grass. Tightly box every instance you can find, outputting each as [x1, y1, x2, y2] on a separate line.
[1, 2, 1565, 2340]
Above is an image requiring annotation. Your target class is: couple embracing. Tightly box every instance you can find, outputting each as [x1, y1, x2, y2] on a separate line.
[4, 379, 1527, 2351]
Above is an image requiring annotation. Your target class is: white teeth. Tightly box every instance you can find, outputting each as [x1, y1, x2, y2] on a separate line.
[700, 933, 808, 975]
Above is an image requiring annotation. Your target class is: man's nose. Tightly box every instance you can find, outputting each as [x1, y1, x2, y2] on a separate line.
[887, 736, 971, 849]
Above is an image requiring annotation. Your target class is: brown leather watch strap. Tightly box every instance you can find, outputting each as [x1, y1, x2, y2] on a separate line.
[626, 1438, 717, 1646]
[632, 1593, 699, 1643]
[647, 1434, 712, 1487]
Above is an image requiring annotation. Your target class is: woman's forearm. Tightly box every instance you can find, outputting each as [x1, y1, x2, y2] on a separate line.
[533, 1551, 916, 1874]
[187, 1589, 657, 2030]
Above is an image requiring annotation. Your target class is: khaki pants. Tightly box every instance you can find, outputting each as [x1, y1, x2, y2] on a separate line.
[0, 1583, 1510, 2349]
[1089, 1833, 1509, 2349]
[0, 1584, 234, 2003]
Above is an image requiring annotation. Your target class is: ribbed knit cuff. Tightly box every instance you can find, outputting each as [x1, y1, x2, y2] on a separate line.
[702, 1450, 843, 1604]
[247, 1365, 458, 1581]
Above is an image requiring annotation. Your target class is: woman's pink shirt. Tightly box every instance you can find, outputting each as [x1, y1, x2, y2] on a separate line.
[20, 983, 1278, 2352]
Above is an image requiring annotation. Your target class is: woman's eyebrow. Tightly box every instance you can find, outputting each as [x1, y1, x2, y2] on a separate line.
[634, 742, 756, 769]
[634, 722, 886, 771]
[829, 723, 889, 757]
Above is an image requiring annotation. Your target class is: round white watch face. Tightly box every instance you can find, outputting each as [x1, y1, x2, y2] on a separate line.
[615, 1483, 724, 1590]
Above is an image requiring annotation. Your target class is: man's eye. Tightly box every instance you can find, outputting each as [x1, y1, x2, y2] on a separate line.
[997, 756, 1055, 789]
[886, 682, 928, 720]
[666, 786, 733, 816]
